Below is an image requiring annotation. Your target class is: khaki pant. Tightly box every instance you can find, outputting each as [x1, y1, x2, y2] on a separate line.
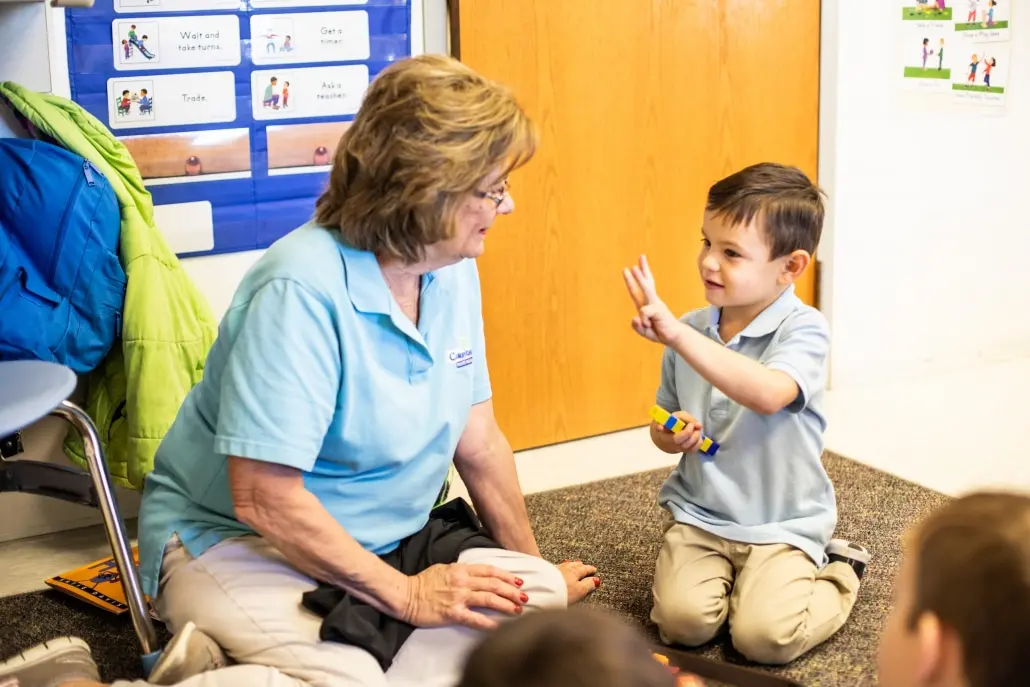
[114, 536, 567, 687]
[650, 521, 860, 665]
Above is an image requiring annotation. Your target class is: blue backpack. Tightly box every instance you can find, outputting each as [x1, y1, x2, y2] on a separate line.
[0, 138, 125, 374]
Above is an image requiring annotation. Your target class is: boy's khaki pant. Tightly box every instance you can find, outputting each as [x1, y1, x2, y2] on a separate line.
[651, 520, 860, 665]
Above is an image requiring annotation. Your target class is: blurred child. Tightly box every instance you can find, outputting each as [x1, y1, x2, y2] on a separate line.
[623, 163, 869, 665]
[878, 491, 1030, 687]
[458, 607, 701, 687]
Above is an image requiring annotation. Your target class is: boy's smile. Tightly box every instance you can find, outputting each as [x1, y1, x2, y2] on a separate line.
[697, 212, 788, 312]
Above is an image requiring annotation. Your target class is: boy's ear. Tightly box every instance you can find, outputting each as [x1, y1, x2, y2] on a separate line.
[914, 612, 943, 681]
[780, 250, 811, 284]
[914, 611, 965, 684]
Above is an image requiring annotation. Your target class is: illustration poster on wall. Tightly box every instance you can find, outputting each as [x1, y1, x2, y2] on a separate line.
[901, 2, 953, 23]
[64, 0, 411, 259]
[899, 1, 953, 91]
[899, 26, 954, 92]
[897, 0, 1012, 103]
[951, 39, 1010, 105]
[955, 0, 1010, 42]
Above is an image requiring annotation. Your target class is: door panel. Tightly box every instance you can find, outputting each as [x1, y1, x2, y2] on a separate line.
[456, 0, 820, 450]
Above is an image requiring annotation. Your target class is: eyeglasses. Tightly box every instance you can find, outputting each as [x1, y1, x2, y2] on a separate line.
[473, 178, 510, 208]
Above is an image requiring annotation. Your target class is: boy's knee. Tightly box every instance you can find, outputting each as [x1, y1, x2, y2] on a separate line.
[730, 615, 804, 665]
[650, 587, 726, 647]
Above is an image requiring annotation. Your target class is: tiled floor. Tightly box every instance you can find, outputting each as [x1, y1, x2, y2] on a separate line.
[3, 356, 1028, 598]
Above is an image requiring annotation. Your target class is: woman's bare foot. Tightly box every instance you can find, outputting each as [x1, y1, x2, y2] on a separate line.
[557, 559, 599, 604]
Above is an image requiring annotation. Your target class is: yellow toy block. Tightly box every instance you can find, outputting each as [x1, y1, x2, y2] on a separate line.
[649, 405, 720, 457]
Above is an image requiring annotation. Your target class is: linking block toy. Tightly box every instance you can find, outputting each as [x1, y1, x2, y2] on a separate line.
[649, 405, 720, 458]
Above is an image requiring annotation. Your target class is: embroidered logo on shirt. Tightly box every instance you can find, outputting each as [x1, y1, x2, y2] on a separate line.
[447, 339, 474, 369]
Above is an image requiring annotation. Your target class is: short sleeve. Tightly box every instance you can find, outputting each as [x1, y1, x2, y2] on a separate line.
[656, 346, 679, 411]
[214, 278, 341, 471]
[764, 309, 830, 413]
[466, 260, 492, 404]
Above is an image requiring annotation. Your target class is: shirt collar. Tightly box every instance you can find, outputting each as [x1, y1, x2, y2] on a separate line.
[337, 239, 439, 315]
[705, 285, 801, 341]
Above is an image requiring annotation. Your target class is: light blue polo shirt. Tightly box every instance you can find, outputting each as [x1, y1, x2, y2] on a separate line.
[136, 223, 492, 599]
[656, 285, 835, 567]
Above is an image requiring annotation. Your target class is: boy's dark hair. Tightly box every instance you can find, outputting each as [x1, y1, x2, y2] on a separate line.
[706, 162, 825, 259]
[908, 491, 1030, 687]
[458, 607, 675, 687]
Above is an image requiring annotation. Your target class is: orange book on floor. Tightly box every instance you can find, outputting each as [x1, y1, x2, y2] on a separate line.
[45, 545, 151, 616]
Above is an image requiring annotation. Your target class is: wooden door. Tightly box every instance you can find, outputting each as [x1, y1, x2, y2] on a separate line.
[454, 0, 821, 450]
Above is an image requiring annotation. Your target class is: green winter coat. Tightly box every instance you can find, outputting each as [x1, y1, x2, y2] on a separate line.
[0, 82, 217, 489]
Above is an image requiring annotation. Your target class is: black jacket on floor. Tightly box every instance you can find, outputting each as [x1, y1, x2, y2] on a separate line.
[300, 498, 500, 671]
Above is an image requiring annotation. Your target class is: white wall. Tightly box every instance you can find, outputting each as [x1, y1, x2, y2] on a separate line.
[0, 1, 447, 542]
[819, 1, 1030, 389]
[0, 4, 50, 95]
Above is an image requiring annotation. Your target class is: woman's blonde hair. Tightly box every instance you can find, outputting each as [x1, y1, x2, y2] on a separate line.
[314, 54, 537, 263]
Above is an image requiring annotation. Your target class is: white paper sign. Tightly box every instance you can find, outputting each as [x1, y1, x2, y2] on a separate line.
[108, 71, 237, 130]
[152, 200, 215, 254]
[115, 0, 239, 13]
[250, 0, 367, 7]
[112, 16, 241, 71]
[250, 11, 370, 66]
[251, 64, 368, 121]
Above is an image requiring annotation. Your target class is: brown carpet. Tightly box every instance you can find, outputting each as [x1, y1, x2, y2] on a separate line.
[525, 452, 950, 687]
[0, 452, 947, 686]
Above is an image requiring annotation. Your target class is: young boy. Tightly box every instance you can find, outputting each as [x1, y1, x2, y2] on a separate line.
[878, 491, 1030, 687]
[623, 162, 869, 665]
[458, 607, 699, 687]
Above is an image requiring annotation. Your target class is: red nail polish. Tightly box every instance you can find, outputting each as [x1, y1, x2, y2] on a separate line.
[593, 577, 601, 588]
[514, 605, 523, 614]
[515, 578, 524, 587]
[520, 592, 529, 603]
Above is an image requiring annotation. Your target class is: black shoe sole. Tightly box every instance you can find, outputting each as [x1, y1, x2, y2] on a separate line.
[828, 554, 866, 579]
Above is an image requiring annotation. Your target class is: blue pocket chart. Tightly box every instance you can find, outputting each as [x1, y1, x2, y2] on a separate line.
[65, 0, 412, 258]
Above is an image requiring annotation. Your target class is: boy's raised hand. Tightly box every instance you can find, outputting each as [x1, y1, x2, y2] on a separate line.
[623, 255, 683, 345]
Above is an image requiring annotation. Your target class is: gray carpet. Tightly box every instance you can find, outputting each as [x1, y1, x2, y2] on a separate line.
[0, 452, 947, 686]
[525, 452, 950, 687]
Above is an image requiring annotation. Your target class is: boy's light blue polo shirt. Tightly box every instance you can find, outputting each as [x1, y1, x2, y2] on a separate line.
[136, 223, 492, 599]
[656, 285, 835, 567]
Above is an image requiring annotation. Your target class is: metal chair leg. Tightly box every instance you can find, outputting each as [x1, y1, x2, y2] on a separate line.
[51, 400, 162, 673]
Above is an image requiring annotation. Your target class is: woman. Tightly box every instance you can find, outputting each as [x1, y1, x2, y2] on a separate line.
[0, 55, 598, 687]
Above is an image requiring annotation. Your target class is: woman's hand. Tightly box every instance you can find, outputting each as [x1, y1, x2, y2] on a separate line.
[623, 255, 684, 346]
[558, 560, 600, 604]
[401, 562, 527, 631]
